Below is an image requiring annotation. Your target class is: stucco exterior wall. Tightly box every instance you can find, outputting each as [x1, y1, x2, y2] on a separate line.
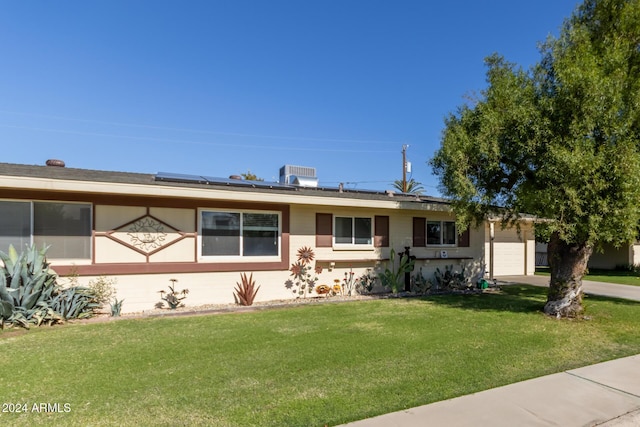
[631, 244, 640, 266]
[588, 244, 632, 270]
[75, 270, 298, 314]
[68, 203, 498, 314]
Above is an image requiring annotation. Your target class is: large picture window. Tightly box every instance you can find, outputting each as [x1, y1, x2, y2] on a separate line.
[334, 216, 372, 246]
[0, 200, 92, 259]
[200, 210, 280, 257]
[427, 220, 456, 246]
[0, 201, 30, 252]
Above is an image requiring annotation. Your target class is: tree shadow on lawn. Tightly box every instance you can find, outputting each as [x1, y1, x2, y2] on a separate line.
[407, 285, 640, 314]
[407, 285, 547, 314]
[582, 292, 640, 307]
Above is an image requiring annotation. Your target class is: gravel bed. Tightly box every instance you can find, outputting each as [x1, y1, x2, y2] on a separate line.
[81, 293, 390, 323]
[76, 288, 497, 323]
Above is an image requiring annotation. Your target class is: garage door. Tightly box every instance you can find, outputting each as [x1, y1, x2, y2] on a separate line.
[492, 227, 525, 276]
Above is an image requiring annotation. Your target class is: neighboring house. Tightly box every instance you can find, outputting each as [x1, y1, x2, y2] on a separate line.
[535, 242, 640, 269]
[0, 161, 535, 313]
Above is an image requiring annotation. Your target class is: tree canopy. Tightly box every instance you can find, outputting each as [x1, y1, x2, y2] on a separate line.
[431, 0, 640, 317]
[241, 170, 264, 181]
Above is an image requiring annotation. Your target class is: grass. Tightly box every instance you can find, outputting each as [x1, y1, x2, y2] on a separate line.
[536, 266, 640, 286]
[2, 285, 640, 426]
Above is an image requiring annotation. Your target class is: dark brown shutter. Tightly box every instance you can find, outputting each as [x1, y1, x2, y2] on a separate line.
[413, 217, 426, 247]
[374, 215, 389, 247]
[458, 227, 470, 247]
[316, 213, 333, 247]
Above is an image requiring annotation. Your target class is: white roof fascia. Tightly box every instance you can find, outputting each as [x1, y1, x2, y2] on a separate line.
[0, 175, 450, 212]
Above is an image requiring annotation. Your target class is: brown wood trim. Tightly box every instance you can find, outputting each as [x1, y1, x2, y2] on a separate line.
[316, 213, 333, 247]
[316, 258, 389, 264]
[413, 217, 426, 247]
[96, 209, 194, 259]
[0, 189, 290, 211]
[97, 232, 196, 258]
[374, 215, 389, 248]
[52, 259, 290, 276]
[458, 228, 470, 247]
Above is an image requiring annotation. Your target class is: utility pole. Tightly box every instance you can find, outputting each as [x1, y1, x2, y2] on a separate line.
[402, 144, 409, 193]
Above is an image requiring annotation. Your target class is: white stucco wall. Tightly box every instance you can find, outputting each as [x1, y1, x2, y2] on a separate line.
[588, 243, 632, 270]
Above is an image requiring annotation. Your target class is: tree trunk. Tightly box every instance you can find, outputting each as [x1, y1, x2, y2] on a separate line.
[544, 232, 593, 318]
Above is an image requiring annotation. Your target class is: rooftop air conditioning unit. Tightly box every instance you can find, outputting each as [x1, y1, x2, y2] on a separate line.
[279, 165, 318, 187]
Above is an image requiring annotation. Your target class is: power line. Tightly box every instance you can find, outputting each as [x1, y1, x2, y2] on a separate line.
[0, 109, 402, 146]
[0, 124, 398, 154]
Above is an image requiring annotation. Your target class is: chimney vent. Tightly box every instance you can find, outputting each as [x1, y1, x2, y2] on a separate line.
[46, 159, 65, 167]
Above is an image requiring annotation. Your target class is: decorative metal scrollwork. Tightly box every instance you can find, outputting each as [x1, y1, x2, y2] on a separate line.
[127, 217, 167, 252]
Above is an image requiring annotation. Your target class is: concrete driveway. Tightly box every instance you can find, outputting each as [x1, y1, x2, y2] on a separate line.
[496, 274, 640, 302]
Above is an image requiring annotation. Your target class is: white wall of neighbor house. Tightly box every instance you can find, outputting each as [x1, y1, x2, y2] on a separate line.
[631, 244, 640, 266]
[588, 243, 634, 270]
[535, 241, 640, 270]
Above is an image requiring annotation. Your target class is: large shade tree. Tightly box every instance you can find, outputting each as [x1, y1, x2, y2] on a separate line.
[431, 0, 640, 317]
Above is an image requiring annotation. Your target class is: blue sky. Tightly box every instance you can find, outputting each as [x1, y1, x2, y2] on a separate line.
[1, 0, 579, 195]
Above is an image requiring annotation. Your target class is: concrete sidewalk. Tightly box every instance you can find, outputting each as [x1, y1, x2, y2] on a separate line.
[341, 355, 640, 426]
[340, 276, 640, 427]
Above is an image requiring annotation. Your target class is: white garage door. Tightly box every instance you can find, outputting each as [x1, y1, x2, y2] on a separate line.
[492, 228, 525, 276]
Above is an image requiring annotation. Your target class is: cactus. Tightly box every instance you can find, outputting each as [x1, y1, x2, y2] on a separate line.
[379, 249, 415, 294]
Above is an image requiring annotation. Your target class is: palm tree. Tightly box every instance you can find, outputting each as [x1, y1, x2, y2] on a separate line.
[392, 179, 424, 194]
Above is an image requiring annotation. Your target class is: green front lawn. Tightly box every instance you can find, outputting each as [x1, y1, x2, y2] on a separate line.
[2, 286, 640, 426]
[536, 267, 640, 286]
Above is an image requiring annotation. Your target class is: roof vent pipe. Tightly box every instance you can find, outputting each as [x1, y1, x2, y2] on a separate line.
[45, 159, 66, 167]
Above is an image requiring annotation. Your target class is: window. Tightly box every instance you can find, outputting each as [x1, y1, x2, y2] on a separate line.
[426, 220, 456, 246]
[0, 200, 92, 259]
[334, 216, 372, 246]
[200, 210, 280, 257]
[0, 201, 30, 252]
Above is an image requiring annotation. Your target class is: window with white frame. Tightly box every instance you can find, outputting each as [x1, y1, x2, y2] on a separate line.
[334, 216, 372, 246]
[426, 220, 456, 245]
[200, 210, 280, 257]
[0, 200, 92, 259]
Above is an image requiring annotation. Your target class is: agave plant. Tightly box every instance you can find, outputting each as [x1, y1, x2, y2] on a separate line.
[234, 273, 260, 306]
[0, 245, 61, 328]
[0, 244, 102, 328]
[51, 286, 101, 320]
[110, 298, 124, 317]
[0, 300, 12, 329]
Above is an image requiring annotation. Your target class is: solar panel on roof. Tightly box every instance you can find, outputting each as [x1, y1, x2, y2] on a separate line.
[201, 176, 296, 190]
[155, 172, 209, 184]
[154, 172, 296, 190]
